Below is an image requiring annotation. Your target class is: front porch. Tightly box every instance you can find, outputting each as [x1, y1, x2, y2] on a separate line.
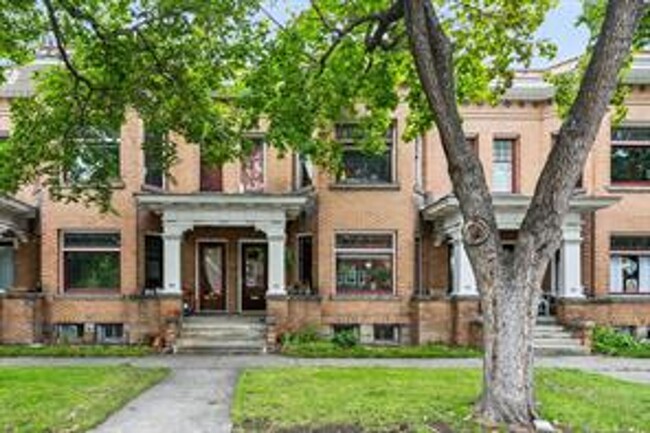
[137, 193, 311, 317]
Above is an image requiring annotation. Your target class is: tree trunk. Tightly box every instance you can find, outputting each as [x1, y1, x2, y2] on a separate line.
[402, 0, 646, 430]
[478, 262, 540, 428]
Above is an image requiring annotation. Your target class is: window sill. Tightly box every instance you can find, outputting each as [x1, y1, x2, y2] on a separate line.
[329, 183, 400, 191]
[330, 293, 399, 301]
[607, 184, 650, 193]
[141, 184, 166, 193]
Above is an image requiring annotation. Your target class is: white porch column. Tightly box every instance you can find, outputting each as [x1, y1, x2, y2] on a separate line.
[558, 223, 584, 298]
[257, 221, 287, 295]
[162, 224, 188, 294]
[450, 233, 478, 297]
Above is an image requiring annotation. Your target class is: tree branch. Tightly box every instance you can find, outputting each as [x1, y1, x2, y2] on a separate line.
[42, 0, 96, 90]
[518, 0, 647, 270]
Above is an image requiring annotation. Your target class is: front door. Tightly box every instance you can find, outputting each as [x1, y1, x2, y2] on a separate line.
[198, 242, 227, 311]
[241, 243, 267, 311]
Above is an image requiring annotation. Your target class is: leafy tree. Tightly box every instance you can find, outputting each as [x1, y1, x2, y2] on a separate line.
[1, 0, 648, 429]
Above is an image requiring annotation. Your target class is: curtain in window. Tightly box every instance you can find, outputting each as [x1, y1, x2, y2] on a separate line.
[610, 255, 623, 293]
[640, 256, 650, 293]
[203, 246, 223, 296]
[0, 246, 14, 289]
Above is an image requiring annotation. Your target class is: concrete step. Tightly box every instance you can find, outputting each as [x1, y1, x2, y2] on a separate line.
[176, 344, 265, 355]
[534, 331, 577, 339]
[180, 328, 264, 339]
[535, 345, 590, 356]
[177, 315, 267, 355]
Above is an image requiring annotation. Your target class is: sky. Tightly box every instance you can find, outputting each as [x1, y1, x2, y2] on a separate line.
[266, 0, 591, 68]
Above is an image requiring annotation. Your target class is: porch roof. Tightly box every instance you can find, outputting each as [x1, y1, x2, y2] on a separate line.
[135, 192, 312, 220]
[0, 196, 36, 241]
[421, 193, 620, 222]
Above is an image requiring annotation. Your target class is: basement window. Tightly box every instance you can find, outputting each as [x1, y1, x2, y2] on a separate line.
[373, 324, 400, 344]
[56, 324, 84, 343]
[96, 323, 124, 344]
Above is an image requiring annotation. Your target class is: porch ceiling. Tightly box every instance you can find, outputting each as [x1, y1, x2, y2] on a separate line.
[136, 192, 312, 220]
[421, 193, 620, 223]
[0, 196, 36, 241]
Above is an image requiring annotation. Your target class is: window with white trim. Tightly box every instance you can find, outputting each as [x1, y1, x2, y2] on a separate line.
[336, 123, 395, 184]
[611, 127, 650, 184]
[56, 324, 84, 343]
[492, 138, 516, 193]
[63, 232, 121, 291]
[610, 236, 650, 294]
[335, 233, 394, 294]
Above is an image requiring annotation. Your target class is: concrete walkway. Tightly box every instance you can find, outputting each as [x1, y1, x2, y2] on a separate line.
[2, 355, 650, 433]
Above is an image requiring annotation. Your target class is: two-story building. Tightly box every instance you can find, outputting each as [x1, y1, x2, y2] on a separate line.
[1, 52, 650, 351]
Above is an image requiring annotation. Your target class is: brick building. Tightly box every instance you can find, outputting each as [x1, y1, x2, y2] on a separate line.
[1, 53, 650, 350]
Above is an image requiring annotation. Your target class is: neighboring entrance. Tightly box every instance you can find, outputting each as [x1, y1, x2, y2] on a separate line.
[197, 242, 227, 312]
[241, 242, 267, 311]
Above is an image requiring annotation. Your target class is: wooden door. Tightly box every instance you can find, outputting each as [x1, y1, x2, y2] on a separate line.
[198, 242, 226, 311]
[241, 243, 267, 311]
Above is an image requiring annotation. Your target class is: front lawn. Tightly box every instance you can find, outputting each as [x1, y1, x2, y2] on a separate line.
[0, 365, 168, 432]
[233, 368, 650, 432]
[281, 341, 481, 358]
[0, 344, 154, 357]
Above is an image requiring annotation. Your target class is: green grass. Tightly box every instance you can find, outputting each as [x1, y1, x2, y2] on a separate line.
[0, 365, 168, 432]
[281, 341, 482, 358]
[233, 367, 650, 432]
[0, 344, 154, 357]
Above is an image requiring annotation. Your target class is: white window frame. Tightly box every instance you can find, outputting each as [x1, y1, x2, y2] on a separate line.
[333, 231, 396, 295]
[610, 234, 650, 294]
[492, 138, 515, 193]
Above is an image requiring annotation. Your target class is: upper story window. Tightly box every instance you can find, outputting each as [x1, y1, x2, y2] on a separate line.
[336, 123, 395, 185]
[335, 233, 394, 295]
[143, 132, 166, 189]
[611, 127, 650, 184]
[610, 235, 650, 294]
[200, 147, 223, 192]
[241, 138, 265, 192]
[62, 232, 120, 291]
[492, 138, 517, 193]
[66, 129, 120, 184]
[295, 153, 314, 190]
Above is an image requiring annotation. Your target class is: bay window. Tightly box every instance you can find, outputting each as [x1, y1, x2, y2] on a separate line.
[335, 233, 394, 294]
[610, 236, 650, 294]
[611, 127, 650, 184]
[63, 232, 120, 291]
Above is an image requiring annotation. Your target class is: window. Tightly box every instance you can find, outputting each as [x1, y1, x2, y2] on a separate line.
[145, 235, 163, 290]
[63, 232, 120, 290]
[611, 127, 650, 184]
[335, 233, 394, 294]
[200, 147, 223, 192]
[295, 153, 313, 189]
[492, 138, 516, 193]
[414, 136, 423, 190]
[610, 236, 650, 294]
[66, 129, 120, 184]
[241, 138, 265, 192]
[336, 123, 395, 184]
[374, 324, 400, 344]
[143, 131, 165, 188]
[297, 234, 313, 289]
[332, 324, 359, 336]
[56, 324, 84, 343]
[96, 323, 124, 344]
[0, 241, 14, 290]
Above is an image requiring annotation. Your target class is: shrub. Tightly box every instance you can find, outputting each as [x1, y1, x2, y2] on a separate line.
[331, 329, 359, 348]
[592, 326, 650, 358]
[280, 325, 322, 346]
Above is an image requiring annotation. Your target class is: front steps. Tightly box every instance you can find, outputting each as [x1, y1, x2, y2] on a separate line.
[175, 315, 267, 355]
[534, 317, 589, 356]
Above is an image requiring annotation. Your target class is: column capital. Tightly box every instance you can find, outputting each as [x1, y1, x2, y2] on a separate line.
[163, 222, 192, 238]
[255, 220, 286, 238]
